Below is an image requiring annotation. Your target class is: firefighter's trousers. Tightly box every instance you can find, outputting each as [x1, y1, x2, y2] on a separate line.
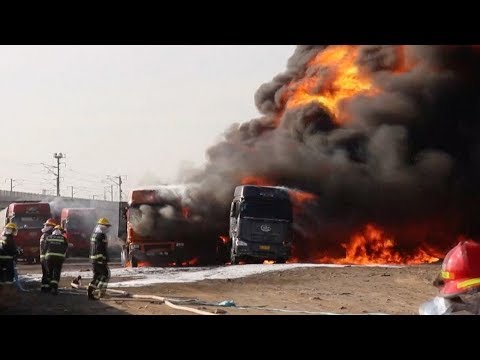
[46, 256, 64, 291]
[88, 262, 110, 297]
[0, 257, 14, 284]
[40, 258, 50, 292]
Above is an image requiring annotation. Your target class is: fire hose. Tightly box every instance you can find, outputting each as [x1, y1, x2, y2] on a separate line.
[13, 273, 387, 315]
[68, 277, 387, 315]
[69, 276, 216, 315]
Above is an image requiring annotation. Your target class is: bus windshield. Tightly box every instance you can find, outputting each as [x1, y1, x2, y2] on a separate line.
[240, 201, 292, 221]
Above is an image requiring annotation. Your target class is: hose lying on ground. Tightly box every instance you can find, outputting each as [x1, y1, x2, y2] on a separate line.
[15, 274, 386, 315]
[69, 277, 216, 315]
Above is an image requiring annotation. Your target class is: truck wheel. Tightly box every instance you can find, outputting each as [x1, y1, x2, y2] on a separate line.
[121, 248, 128, 267]
[230, 248, 241, 265]
[131, 256, 138, 268]
[230, 254, 239, 265]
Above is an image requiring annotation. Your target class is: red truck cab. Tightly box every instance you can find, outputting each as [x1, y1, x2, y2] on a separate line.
[1, 202, 52, 264]
[61, 208, 97, 257]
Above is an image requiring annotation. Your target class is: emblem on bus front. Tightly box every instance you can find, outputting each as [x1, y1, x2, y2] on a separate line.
[260, 224, 271, 232]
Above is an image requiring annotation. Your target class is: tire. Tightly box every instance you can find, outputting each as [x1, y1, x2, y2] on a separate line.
[130, 255, 138, 268]
[276, 258, 287, 264]
[230, 247, 240, 265]
[230, 254, 239, 265]
[121, 248, 128, 267]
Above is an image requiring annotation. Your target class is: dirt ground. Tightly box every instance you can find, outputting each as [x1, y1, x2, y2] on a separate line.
[0, 260, 441, 315]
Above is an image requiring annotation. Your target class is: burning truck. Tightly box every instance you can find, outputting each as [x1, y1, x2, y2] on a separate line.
[60, 208, 97, 257]
[118, 186, 226, 267]
[171, 45, 480, 265]
[229, 185, 293, 264]
[0, 202, 52, 263]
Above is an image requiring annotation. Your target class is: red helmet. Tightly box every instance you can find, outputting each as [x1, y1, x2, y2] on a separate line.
[439, 240, 480, 297]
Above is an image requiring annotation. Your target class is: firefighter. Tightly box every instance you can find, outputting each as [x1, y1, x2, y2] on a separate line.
[44, 225, 68, 295]
[87, 217, 111, 300]
[0, 223, 20, 289]
[39, 218, 57, 293]
[419, 240, 480, 315]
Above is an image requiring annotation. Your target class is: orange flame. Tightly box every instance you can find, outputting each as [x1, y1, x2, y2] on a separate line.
[187, 257, 200, 266]
[284, 45, 377, 124]
[182, 207, 191, 219]
[288, 189, 317, 205]
[286, 257, 299, 264]
[241, 176, 274, 186]
[137, 261, 152, 267]
[219, 235, 229, 244]
[263, 260, 275, 264]
[288, 189, 318, 217]
[320, 224, 440, 265]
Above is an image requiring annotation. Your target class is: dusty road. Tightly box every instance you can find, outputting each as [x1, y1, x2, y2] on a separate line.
[1, 258, 441, 315]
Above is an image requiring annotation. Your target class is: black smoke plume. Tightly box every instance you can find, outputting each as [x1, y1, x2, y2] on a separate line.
[149, 46, 480, 261]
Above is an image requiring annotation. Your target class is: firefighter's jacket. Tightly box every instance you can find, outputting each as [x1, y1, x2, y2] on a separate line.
[90, 232, 109, 264]
[44, 234, 68, 260]
[0, 234, 18, 260]
[39, 230, 53, 260]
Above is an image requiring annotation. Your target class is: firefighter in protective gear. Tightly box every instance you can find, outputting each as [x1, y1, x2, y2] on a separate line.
[88, 218, 111, 300]
[44, 225, 68, 295]
[39, 218, 57, 293]
[0, 223, 20, 287]
[419, 240, 480, 315]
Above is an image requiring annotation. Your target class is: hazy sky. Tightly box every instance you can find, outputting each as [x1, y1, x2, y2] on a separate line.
[0, 45, 295, 200]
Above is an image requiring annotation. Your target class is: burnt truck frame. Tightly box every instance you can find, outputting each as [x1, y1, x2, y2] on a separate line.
[60, 208, 97, 258]
[229, 185, 293, 264]
[118, 190, 223, 267]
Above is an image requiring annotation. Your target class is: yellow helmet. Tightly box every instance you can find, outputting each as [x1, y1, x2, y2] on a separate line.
[97, 217, 111, 226]
[5, 223, 17, 230]
[44, 218, 57, 227]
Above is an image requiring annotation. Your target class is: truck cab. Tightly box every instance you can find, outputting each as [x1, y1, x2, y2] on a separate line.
[229, 185, 293, 264]
[0, 202, 52, 264]
[120, 188, 223, 267]
[61, 208, 97, 257]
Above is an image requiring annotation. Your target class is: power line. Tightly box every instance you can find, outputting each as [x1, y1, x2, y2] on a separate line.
[66, 167, 107, 179]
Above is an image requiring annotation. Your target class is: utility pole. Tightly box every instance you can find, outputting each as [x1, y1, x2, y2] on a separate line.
[69, 186, 74, 199]
[107, 175, 125, 202]
[118, 176, 122, 202]
[110, 185, 114, 202]
[10, 178, 15, 193]
[53, 153, 66, 197]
